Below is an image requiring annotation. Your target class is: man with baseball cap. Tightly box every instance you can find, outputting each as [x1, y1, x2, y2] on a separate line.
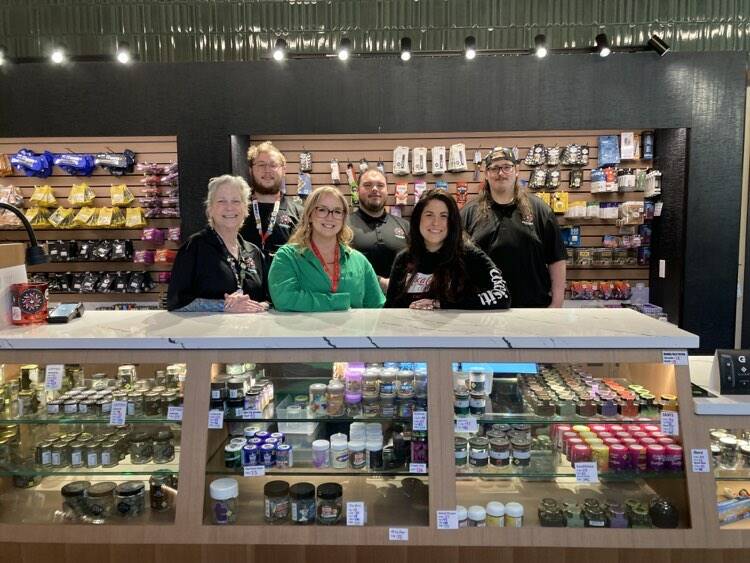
[461, 146, 567, 308]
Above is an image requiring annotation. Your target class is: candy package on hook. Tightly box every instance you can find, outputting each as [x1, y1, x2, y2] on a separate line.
[358, 158, 369, 174]
[93, 240, 113, 260]
[167, 226, 181, 241]
[25, 207, 51, 228]
[72, 207, 97, 228]
[110, 184, 135, 207]
[47, 207, 75, 229]
[95, 207, 115, 228]
[414, 180, 427, 201]
[330, 159, 341, 184]
[393, 146, 410, 176]
[125, 207, 147, 228]
[448, 144, 467, 172]
[95, 150, 135, 176]
[142, 227, 165, 245]
[68, 182, 96, 207]
[456, 181, 468, 209]
[53, 153, 96, 176]
[111, 239, 133, 261]
[0, 185, 24, 226]
[155, 249, 177, 263]
[545, 146, 561, 167]
[524, 144, 546, 167]
[0, 155, 12, 177]
[30, 185, 57, 208]
[412, 147, 428, 175]
[297, 172, 312, 198]
[569, 168, 584, 190]
[528, 168, 547, 190]
[435, 180, 448, 191]
[395, 183, 409, 206]
[473, 150, 483, 181]
[546, 167, 561, 190]
[598, 135, 621, 167]
[431, 146, 446, 175]
[299, 151, 313, 173]
[377, 160, 385, 174]
[11, 149, 54, 178]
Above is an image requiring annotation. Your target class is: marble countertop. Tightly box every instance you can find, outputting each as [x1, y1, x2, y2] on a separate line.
[0, 308, 699, 350]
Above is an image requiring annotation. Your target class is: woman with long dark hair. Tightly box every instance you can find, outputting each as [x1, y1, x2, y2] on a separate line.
[385, 189, 510, 310]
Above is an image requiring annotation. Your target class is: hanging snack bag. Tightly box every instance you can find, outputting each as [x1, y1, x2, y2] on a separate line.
[358, 158, 369, 174]
[546, 167, 561, 190]
[110, 184, 135, 207]
[570, 168, 584, 190]
[330, 159, 341, 185]
[414, 180, 427, 201]
[528, 168, 547, 190]
[431, 146, 447, 175]
[435, 180, 449, 192]
[72, 206, 97, 228]
[448, 143, 467, 172]
[96, 207, 115, 228]
[545, 145, 561, 166]
[0, 185, 24, 226]
[456, 181, 469, 209]
[68, 182, 96, 207]
[125, 207, 147, 228]
[25, 207, 51, 228]
[395, 183, 409, 205]
[524, 144, 546, 167]
[47, 207, 75, 229]
[299, 151, 313, 173]
[598, 135, 621, 167]
[0, 154, 12, 177]
[393, 146, 410, 176]
[297, 172, 312, 198]
[30, 185, 57, 207]
[412, 147, 428, 176]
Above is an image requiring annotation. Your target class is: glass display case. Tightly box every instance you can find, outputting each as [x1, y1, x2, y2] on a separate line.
[0, 361, 183, 525]
[452, 361, 689, 529]
[203, 361, 429, 527]
[708, 427, 750, 528]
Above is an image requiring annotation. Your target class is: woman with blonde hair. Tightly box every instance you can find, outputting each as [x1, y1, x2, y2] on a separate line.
[269, 186, 384, 312]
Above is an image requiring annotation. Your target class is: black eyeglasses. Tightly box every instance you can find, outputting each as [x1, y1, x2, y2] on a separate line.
[313, 206, 345, 219]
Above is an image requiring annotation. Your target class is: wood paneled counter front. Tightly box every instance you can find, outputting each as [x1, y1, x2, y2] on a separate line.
[0, 308, 744, 551]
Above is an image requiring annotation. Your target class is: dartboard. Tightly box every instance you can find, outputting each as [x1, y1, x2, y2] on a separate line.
[18, 287, 46, 314]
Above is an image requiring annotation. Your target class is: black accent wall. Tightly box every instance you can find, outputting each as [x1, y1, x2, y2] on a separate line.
[0, 52, 745, 352]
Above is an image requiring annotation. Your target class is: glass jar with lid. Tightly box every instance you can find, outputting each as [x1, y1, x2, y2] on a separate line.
[720, 435, 739, 469]
[308, 383, 327, 416]
[85, 443, 100, 468]
[414, 369, 428, 399]
[35, 440, 54, 467]
[86, 481, 116, 523]
[396, 370, 415, 399]
[362, 368, 380, 398]
[210, 478, 238, 524]
[316, 482, 343, 525]
[455, 436, 468, 467]
[127, 392, 144, 417]
[153, 428, 175, 463]
[325, 381, 344, 417]
[511, 436, 531, 467]
[564, 502, 585, 527]
[226, 378, 244, 401]
[115, 481, 146, 517]
[69, 441, 85, 468]
[538, 498, 565, 527]
[51, 442, 70, 467]
[116, 365, 137, 388]
[264, 480, 290, 524]
[210, 381, 226, 402]
[144, 391, 161, 417]
[149, 472, 175, 512]
[379, 369, 397, 399]
[469, 437, 489, 467]
[61, 480, 90, 521]
[128, 431, 153, 464]
[100, 441, 119, 468]
[290, 482, 316, 525]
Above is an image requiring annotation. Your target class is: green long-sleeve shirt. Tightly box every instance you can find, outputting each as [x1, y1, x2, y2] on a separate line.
[268, 243, 385, 312]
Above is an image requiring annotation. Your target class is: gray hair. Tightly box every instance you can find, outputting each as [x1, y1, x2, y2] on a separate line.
[204, 174, 251, 227]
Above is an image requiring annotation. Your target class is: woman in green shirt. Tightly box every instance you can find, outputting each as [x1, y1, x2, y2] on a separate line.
[268, 186, 385, 312]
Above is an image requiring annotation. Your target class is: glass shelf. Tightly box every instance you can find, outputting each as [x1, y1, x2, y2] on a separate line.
[464, 414, 662, 425]
[0, 454, 180, 477]
[456, 467, 685, 481]
[221, 403, 414, 424]
[206, 445, 426, 478]
[715, 469, 750, 481]
[0, 414, 182, 425]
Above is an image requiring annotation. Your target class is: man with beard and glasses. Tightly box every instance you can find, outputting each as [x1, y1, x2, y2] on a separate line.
[240, 141, 303, 264]
[349, 168, 410, 292]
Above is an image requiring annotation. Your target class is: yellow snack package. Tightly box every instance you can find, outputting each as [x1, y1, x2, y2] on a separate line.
[125, 207, 146, 228]
[48, 206, 75, 229]
[96, 207, 114, 228]
[110, 184, 135, 207]
[111, 206, 126, 228]
[551, 191, 569, 214]
[73, 206, 97, 228]
[25, 206, 51, 228]
[30, 185, 58, 208]
[68, 182, 96, 207]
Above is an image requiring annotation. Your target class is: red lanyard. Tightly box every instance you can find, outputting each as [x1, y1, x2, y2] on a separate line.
[310, 241, 341, 293]
[251, 194, 281, 248]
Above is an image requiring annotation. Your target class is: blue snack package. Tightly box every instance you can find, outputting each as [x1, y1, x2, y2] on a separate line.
[598, 135, 621, 167]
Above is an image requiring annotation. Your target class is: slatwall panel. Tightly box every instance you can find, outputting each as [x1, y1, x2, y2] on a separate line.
[251, 130, 652, 288]
[0, 136, 179, 304]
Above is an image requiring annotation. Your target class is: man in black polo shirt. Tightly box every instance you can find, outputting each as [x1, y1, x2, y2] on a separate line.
[240, 141, 303, 263]
[349, 168, 409, 292]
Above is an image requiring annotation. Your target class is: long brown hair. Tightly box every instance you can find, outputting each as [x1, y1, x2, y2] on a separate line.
[397, 189, 473, 303]
[288, 186, 354, 251]
[477, 171, 534, 225]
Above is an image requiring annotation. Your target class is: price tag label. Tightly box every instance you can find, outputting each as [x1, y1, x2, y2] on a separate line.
[409, 463, 428, 474]
[660, 411, 679, 436]
[109, 400, 127, 426]
[167, 406, 183, 421]
[346, 502, 366, 526]
[454, 417, 478, 433]
[243, 409, 262, 420]
[243, 465, 265, 477]
[44, 364, 64, 391]
[662, 350, 688, 365]
[575, 461, 599, 483]
[389, 528, 409, 541]
[691, 448, 710, 472]
[412, 410, 428, 431]
[208, 409, 224, 429]
[437, 510, 458, 530]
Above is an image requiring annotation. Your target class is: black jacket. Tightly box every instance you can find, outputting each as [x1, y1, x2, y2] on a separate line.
[166, 228, 267, 311]
[385, 243, 510, 310]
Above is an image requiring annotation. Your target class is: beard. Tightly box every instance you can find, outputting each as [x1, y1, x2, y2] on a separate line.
[251, 172, 282, 195]
[359, 195, 385, 215]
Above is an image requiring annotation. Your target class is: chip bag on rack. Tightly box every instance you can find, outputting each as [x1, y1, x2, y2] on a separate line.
[24, 206, 51, 228]
[53, 153, 96, 176]
[431, 146, 447, 175]
[72, 206, 97, 228]
[393, 146, 410, 176]
[110, 184, 135, 207]
[30, 185, 57, 207]
[11, 149, 54, 178]
[0, 185, 24, 226]
[456, 181, 468, 209]
[545, 145, 561, 166]
[524, 144, 546, 167]
[67, 182, 96, 207]
[414, 180, 427, 201]
[94, 150, 136, 176]
[412, 147, 428, 175]
[125, 207, 147, 228]
[448, 144, 467, 172]
[96, 207, 115, 228]
[111, 207, 126, 228]
[395, 183, 409, 205]
[528, 168, 547, 190]
[47, 206, 75, 229]
[0, 154, 12, 177]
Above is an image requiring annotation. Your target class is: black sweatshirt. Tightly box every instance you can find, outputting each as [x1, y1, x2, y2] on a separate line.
[384, 243, 511, 310]
[166, 228, 267, 311]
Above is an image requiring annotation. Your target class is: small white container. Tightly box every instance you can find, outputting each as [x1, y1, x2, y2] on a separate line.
[486, 501, 505, 527]
[456, 505, 468, 528]
[504, 502, 524, 528]
[209, 478, 238, 525]
[468, 505, 487, 527]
